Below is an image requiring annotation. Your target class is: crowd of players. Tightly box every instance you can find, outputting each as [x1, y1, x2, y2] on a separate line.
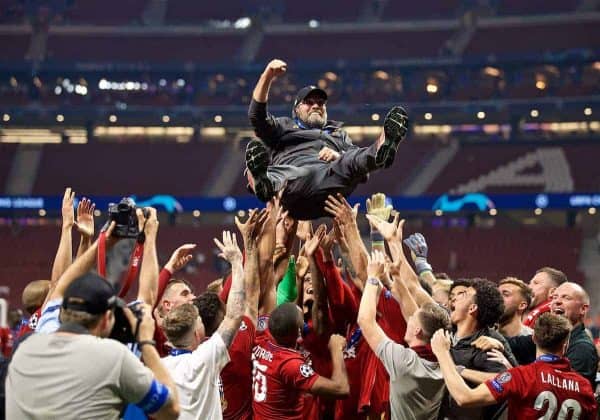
[1, 184, 599, 419]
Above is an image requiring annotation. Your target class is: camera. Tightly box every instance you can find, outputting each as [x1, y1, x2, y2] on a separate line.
[106, 197, 147, 238]
[110, 300, 144, 344]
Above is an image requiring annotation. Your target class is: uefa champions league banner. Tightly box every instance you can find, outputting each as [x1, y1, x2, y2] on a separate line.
[0, 193, 599, 214]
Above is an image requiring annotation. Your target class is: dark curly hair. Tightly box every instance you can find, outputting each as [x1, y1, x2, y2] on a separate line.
[471, 278, 504, 329]
[449, 278, 472, 295]
[193, 292, 225, 337]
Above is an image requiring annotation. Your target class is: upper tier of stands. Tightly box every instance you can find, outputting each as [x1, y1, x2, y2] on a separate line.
[257, 29, 454, 61]
[46, 32, 245, 62]
[426, 142, 600, 194]
[466, 21, 600, 57]
[32, 143, 227, 196]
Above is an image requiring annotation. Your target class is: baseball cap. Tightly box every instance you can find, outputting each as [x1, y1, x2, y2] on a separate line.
[293, 85, 328, 109]
[62, 273, 123, 314]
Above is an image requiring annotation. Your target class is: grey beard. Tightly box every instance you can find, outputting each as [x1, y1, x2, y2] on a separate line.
[301, 113, 326, 129]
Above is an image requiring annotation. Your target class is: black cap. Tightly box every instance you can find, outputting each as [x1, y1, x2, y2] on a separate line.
[293, 85, 328, 109]
[62, 273, 123, 314]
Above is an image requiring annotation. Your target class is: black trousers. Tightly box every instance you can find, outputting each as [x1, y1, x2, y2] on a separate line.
[266, 143, 379, 220]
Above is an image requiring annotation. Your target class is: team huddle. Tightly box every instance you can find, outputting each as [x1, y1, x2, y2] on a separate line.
[4, 59, 600, 420]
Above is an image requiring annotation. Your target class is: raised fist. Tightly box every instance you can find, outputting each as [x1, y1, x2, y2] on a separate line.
[264, 59, 287, 80]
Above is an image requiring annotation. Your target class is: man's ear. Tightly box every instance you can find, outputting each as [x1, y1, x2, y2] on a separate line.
[518, 300, 528, 313]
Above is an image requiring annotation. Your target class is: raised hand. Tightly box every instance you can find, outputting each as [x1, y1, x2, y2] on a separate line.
[304, 224, 327, 257]
[430, 329, 452, 356]
[403, 233, 428, 259]
[276, 208, 297, 246]
[214, 230, 242, 264]
[135, 207, 159, 239]
[296, 220, 313, 242]
[264, 59, 287, 80]
[366, 213, 404, 243]
[61, 187, 75, 229]
[75, 197, 95, 239]
[236, 208, 269, 249]
[366, 193, 392, 222]
[367, 250, 386, 280]
[164, 243, 197, 273]
[324, 194, 359, 228]
[319, 228, 336, 257]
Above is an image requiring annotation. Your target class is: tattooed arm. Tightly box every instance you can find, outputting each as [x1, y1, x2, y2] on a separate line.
[214, 230, 246, 347]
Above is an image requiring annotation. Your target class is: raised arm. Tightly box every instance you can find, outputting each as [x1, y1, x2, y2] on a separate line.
[431, 330, 497, 408]
[235, 209, 268, 326]
[249, 59, 287, 141]
[365, 193, 393, 254]
[74, 197, 95, 259]
[154, 243, 197, 309]
[357, 250, 389, 352]
[304, 225, 329, 335]
[47, 221, 118, 303]
[48, 188, 75, 298]
[137, 208, 159, 307]
[325, 194, 368, 288]
[367, 215, 436, 308]
[387, 258, 419, 321]
[403, 233, 436, 290]
[125, 303, 180, 420]
[214, 231, 245, 348]
[309, 334, 350, 397]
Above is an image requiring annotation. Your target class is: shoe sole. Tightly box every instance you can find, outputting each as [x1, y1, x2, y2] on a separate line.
[376, 106, 409, 168]
[245, 139, 275, 202]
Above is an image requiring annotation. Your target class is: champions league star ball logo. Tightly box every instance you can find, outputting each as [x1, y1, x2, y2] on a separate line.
[28, 313, 39, 330]
[300, 364, 315, 378]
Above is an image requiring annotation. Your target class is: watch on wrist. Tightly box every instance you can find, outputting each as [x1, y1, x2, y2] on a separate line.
[367, 277, 380, 286]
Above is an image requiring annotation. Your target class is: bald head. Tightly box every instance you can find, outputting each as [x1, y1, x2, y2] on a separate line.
[550, 282, 590, 326]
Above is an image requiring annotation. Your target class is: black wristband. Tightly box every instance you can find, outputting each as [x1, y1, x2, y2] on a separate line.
[138, 340, 156, 349]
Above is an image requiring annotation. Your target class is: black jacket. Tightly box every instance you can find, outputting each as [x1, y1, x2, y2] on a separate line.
[248, 99, 357, 167]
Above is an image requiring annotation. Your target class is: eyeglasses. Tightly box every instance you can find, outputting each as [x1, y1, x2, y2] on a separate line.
[302, 98, 326, 107]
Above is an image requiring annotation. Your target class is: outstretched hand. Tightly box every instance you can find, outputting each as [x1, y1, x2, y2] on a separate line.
[366, 213, 404, 243]
[214, 231, 242, 264]
[61, 187, 75, 229]
[304, 224, 327, 257]
[324, 194, 359, 229]
[235, 208, 269, 249]
[165, 243, 196, 273]
[75, 197, 95, 239]
[403, 233, 428, 259]
[366, 193, 392, 222]
[367, 250, 386, 280]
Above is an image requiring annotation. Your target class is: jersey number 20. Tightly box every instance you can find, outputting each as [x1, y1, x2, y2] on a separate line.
[534, 390, 582, 420]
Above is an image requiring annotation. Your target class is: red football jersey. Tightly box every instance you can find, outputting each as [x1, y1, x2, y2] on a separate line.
[335, 290, 400, 419]
[252, 336, 320, 420]
[17, 308, 41, 338]
[523, 300, 552, 328]
[485, 355, 597, 420]
[221, 316, 256, 420]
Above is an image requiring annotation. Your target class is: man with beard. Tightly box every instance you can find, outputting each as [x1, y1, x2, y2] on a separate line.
[498, 278, 533, 338]
[431, 313, 597, 420]
[480, 282, 599, 387]
[524, 267, 567, 328]
[246, 59, 409, 220]
[440, 279, 517, 420]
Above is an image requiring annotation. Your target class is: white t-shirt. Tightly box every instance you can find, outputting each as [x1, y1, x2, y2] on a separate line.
[161, 332, 230, 420]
